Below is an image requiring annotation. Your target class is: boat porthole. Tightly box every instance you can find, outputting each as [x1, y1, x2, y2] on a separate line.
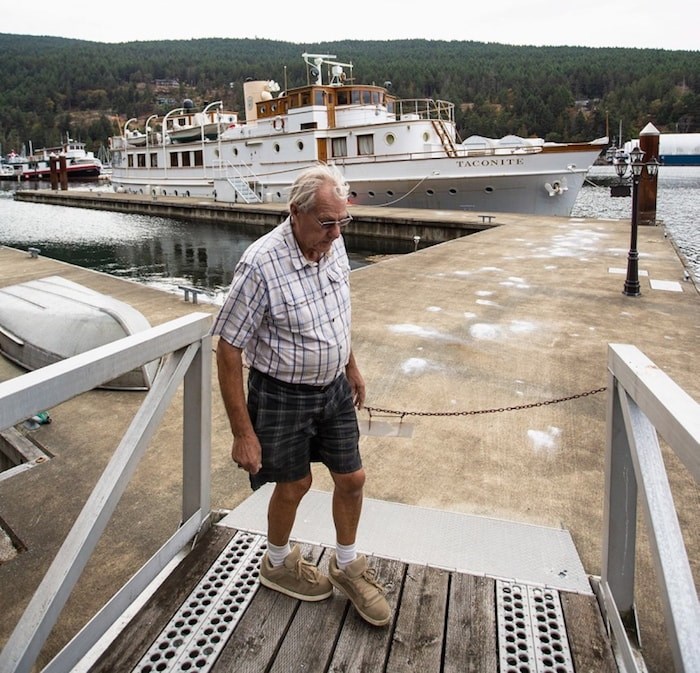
[484, 186, 494, 193]
[449, 188, 457, 195]
[273, 143, 280, 153]
[138, 188, 143, 195]
[368, 191, 375, 198]
[350, 191, 358, 199]
[297, 141, 304, 151]
[422, 132, 430, 142]
[386, 190, 394, 196]
[426, 189, 435, 196]
[186, 191, 190, 197]
[385, 133, 396, 145]
[233, 148, 238, 156]
[174, 190, 178, 196]
[215, 149, 220, 157]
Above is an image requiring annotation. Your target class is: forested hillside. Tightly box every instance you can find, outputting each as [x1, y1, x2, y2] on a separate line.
[1, 33, 698, 156]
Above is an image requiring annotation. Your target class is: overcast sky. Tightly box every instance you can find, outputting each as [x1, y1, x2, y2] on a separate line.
[2, 0, 697, 51]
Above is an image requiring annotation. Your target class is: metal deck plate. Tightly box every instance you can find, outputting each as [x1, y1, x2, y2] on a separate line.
[497, 580, 574, 673]
[219, 485, 591, 593]
[131, 532, 266, 673]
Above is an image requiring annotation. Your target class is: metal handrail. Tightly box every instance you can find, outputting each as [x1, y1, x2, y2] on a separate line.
[0, 313, 213, 673]
[599, 344, 700, 672]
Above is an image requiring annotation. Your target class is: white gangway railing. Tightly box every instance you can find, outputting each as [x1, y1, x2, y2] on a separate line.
[598, 344, 700, 673]
[0, 313, 213, 673]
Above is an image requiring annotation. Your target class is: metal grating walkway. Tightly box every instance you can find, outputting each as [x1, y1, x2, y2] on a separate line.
[132, 532, 266, 673]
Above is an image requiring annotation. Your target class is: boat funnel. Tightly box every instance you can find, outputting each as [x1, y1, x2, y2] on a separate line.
[242, 80, 281, 122]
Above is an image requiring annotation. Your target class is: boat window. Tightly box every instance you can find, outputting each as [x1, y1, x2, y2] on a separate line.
[194, 150, 203, 166]
[128, 154, 134, 168]
[301, 91, 311, 106]
[314, 90, 325, 105]
[137, 153, 146, 168]
[150, 153, 158, 168]
[170, 153, 179, 168]
[273, 143, 280, 153]
[337, 91, 350, 106]
[297, 141, 304, 151]
[357, 134, 374, 156]
[385, 133, 396, 146]
[332, 137, 348, 158]
[371, 91, 380, 105]
[182, 152, 191, 167]
[352, 90, 361, 104]
[423, 132, 430, 142]
[362, 90, 371, 104]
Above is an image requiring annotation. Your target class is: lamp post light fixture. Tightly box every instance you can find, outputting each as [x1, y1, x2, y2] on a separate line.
[614, 146, 660, 296]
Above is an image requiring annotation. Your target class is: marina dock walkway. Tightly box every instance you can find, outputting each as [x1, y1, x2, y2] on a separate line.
[0, 203, 698, 672]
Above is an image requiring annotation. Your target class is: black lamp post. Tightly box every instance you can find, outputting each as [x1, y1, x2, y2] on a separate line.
[614, 146, 659, 296]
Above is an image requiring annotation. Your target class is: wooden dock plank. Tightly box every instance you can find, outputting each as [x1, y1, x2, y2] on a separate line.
[386, 564, 450, 673]
[210, 544, 325, 673]
[560, 589, 618, 673]
[444, 574, 498, 673]
[327, 557, 406, 673]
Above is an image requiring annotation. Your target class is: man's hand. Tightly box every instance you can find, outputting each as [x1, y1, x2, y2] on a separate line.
[345, 354, 366, 409]
[232, 433, 263, 474]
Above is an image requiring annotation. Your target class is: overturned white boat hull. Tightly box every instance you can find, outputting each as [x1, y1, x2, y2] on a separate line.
[0, 276, 158, 390]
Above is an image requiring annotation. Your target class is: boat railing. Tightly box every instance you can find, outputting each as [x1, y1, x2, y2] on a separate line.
[394, 98, 454, 123]
[0, 312, 213, 673]
[599, 344, 700, 673]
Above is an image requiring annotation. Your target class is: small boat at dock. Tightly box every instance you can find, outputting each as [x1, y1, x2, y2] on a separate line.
[109, 52, 607, 217]
[0, 276, 158, 390]
[1, 138, 103, 181]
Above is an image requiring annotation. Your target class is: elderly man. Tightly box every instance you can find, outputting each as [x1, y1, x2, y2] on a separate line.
[212, 164, 390, 626]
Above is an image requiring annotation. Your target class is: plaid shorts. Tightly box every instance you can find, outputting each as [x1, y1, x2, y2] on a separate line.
[247, 368, 362, 490]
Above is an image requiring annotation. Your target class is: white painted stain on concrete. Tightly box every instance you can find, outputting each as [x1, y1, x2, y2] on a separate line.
[469, 323, 503, 340]
[509, 320, 536, 334]
[528, 426, 562, 455]
[426, 306, 442, 312]
[400, 357, 433, 375]
[389, 324, 444, 339]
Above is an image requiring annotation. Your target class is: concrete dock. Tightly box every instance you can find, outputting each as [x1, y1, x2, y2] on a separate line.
[0, 206, 698, 672]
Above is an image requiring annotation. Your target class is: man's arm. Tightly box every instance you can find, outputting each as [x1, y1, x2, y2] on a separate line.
[345, 350, 366, 409]
[216, 338, 263, 474]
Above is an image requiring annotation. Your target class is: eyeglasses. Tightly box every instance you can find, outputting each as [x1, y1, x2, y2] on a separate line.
[315, 215, 353, 230]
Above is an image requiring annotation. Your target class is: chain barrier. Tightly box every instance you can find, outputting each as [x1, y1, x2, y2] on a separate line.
[364, 386, 607, 420]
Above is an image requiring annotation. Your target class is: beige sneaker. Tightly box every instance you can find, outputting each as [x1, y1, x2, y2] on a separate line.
[329, 554, 391, 626]
[259, 545, 333, 601]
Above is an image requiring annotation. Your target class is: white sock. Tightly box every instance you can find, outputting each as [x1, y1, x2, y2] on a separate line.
[335, 542, 357, 569]
[267, 541, 291, 567]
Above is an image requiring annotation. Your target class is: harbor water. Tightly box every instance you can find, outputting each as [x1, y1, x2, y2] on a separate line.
[1, 166, 699, 303]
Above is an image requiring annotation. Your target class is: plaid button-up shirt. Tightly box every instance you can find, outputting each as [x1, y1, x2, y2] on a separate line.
[212, 218, 352, 386]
